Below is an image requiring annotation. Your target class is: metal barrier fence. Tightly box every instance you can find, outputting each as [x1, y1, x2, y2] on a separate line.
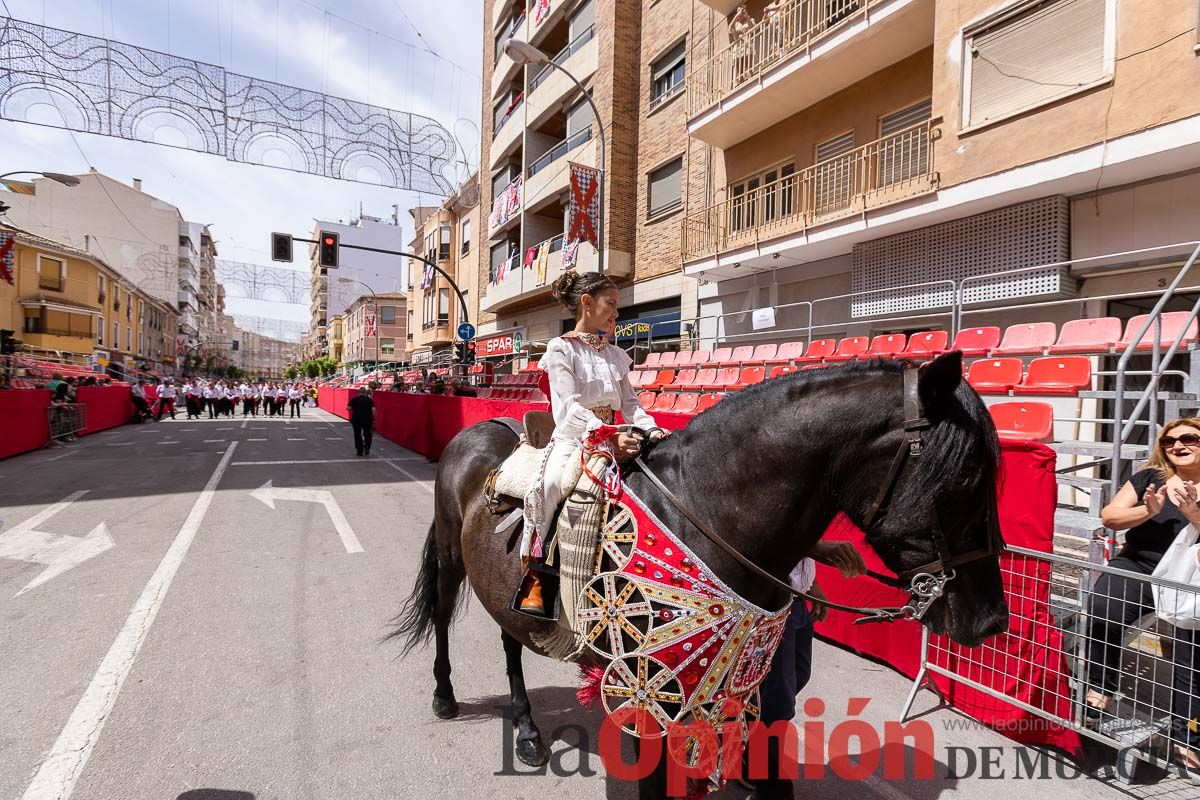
[903, 544, 1200, 783]
[48, 403, 86, 440]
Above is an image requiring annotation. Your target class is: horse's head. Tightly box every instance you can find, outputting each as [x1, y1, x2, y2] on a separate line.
[847, 352, 1009, 647]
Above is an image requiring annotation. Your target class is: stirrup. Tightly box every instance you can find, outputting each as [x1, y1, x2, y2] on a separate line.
[509, 561, 560, 621]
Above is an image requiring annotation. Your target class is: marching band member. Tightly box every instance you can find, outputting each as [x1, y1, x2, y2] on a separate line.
[288, 383, 302, 418]
[203, 380, 216, 419]
[183, 380, 200, 420]
[156, 379, 177, 420]
[516, 270, 670, 617]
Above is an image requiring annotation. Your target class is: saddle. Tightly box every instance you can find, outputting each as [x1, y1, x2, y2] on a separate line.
[484, 411, 558, 508]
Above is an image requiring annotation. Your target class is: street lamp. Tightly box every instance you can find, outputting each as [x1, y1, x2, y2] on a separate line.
[0, 171, 81, 186]
[337, 277, 379, 367]
[504, 38, 607, 276]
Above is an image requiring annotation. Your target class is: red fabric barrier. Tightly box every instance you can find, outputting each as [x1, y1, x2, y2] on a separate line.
[0, 389, 51, 458]
[76, 385, 133, 435]
[814, 439, 1081, 753]
[320, 388, 1076, 750]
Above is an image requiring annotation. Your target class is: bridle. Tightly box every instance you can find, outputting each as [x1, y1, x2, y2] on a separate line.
[633, 364, 1002, 625]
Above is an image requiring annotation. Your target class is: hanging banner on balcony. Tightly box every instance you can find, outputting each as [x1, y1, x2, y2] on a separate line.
[420, 262, 435, 290]
[488, 176, 523, 236]
[365, 312, 377, 338]
[566, 162, 600, 251]
[0, 232, 15, 285]
[533, 0, 552, 25]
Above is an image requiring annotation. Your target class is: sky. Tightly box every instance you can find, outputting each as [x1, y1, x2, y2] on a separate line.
[0, 0, 484, 332]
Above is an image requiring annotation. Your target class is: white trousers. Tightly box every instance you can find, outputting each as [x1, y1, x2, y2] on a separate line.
[520, 435, 581, 558]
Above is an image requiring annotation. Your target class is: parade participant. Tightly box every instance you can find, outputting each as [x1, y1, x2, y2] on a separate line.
[288, 383, 302, 418]
[274, 383, 288, 416]
[515, 270, 670, 616]
[347, 386, 374, 456]
[156, 380, 177, 420]
[131, 379, 152, 421]
[203, 380, 216, 419]
[182, 380, 199, 420]
[1088, 418, 1200, 777]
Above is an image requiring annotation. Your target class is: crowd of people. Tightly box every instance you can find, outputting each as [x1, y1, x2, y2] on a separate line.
[131, 378, 318, 421]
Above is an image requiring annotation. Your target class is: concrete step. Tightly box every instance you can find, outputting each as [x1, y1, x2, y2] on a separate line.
[1050, 440, 1150, 459]
[1056, 507, 1106, 539]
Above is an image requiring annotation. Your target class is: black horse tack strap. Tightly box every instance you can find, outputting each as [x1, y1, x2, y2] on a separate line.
[634, 365, 998, 625]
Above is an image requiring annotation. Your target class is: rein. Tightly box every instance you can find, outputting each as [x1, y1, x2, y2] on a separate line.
[633, 365, 1000, 625]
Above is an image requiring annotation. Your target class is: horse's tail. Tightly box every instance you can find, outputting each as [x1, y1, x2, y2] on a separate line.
[387, 521, 444, 657]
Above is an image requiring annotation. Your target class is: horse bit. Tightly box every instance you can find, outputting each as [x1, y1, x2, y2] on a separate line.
[634, 364, 1001, 624]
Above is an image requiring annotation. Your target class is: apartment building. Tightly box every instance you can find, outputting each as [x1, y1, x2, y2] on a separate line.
[480, 0, 704, 356]
[342, 291, 409, 366]
[308, 213, 409, 358]
[230, 326, 291, 379]
[0, 226, 178, 374]
[406, 174, 483, 365]
[681, 0, 1200, 344]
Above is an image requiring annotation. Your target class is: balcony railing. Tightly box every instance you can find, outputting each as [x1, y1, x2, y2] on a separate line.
[528, 26, 595, 93]
[527, 125, 592, 178]
[681, 120, 937, 261]
[26, 324, 93, 338]
[493, 92, 524, 136]
[687, 0, 879, 116]
[490, 233, 564, 283]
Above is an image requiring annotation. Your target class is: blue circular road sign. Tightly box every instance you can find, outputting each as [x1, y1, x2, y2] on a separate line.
[457, 322, 476, 341]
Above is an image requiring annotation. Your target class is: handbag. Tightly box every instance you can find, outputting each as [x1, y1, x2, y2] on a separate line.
[1152, 523, 1200, 630]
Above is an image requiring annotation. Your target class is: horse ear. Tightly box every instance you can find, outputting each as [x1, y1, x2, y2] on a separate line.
[917, 351, 963, 408]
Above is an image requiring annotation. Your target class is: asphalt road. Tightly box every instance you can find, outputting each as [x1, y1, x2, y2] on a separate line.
[0, 409, 1191, 799]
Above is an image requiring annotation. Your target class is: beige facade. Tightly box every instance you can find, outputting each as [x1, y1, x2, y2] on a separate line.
[342, 291, 408, 365]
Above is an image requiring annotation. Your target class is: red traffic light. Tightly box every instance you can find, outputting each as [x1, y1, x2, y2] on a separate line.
[318, 230, 339, 268]
[323, 236, 335, 246]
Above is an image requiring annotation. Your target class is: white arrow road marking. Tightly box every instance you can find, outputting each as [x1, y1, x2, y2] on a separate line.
[0, 490, 115, 596]
[250, 481, 363, 554]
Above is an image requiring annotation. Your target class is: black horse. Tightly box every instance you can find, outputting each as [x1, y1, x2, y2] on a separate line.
[391, 352, 1009, 798]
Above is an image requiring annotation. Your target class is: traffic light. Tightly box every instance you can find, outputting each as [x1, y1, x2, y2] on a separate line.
[271, 232, 294, 263]
[318, 230, 339, 268]
[0, 329, 16, 355]
[454, 340, 475, 365]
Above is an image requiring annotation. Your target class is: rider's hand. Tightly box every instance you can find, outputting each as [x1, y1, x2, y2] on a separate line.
[807, 583, 830, 622]
[810, 540, 868, 578]
[613, 432, 643, 461]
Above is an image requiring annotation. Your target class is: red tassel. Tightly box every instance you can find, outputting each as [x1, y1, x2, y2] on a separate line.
[576, 664, 605, 710]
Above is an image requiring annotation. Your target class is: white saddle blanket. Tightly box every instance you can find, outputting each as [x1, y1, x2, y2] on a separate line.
[493, 440, 585, 503]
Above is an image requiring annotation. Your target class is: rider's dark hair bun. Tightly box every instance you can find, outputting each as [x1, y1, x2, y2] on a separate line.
[551, 270, 617, 315]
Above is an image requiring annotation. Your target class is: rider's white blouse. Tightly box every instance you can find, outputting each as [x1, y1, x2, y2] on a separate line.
[540, 336, 660, 440]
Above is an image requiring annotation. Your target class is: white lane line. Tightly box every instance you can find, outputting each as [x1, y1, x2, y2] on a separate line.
[157, 441, 180, 445]
[248, 438, 267, 442]
[179, 428, 196, 432]
[324, 437, 341, 441]
[20, 442, 238, 800]
[203, 439, 226, 443]
[231, 458, 384, 465]
[383, 459, 434, 494]
[217, 428, 233, 431]
[287, 438, 305, 441]
[105, 443, 133, 447]
[44, 450, 79, 462]
[240, 420, 248, 429]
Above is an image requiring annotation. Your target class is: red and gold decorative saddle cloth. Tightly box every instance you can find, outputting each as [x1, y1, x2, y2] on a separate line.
[576, 486, 790, 736]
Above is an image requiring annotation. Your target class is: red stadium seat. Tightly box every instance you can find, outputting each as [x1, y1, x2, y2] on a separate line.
[688, 350, 712, 367]
[1012, 356, 1092, 396]
[657, 351, 681, 369]
[639, 391, 657, 410]
[628, 370, 648, 388]
[903, 330, 949, 358]
[950, 327, 1001, 357]
[796, 338, 837, 363]
[692, 368, 717, 390]
[673, 393, 700, 415]
[736, 366, 766, 388]
[730, 345, 755, 364]
[800, 364, 826, 371]
[697, 393, 724, 412]
[1118, 311, 1198, 352]
[710, 347, 736, 366]
[652, 392, 678, 412]
[992, 322, 1056, 356]
[1049, 317, 1122, 355]
[825, 336, 870, 362]
[767, 341, 805, 365]
[769, 365, 798, 379]
[862, 333, 907, 359]
[637, 351, 663, 371]
[746, 344, 778, 365]
[989, 402, 1054, 443]
[703, 367, 740, 391]
[670, 369, 698, 390]
[646, 370, 676, 391]
[966, 358, 1023, 394]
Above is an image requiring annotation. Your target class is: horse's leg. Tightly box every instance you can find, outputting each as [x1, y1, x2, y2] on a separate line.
[501, 630, 550, 767]
[635, 735, 670, 799]
[432, 555, 465, 719]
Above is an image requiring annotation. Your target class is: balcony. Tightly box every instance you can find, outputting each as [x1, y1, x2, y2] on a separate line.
[489, 174, 524, 238]
[686, 0, 933, 148]
[482, 233, 602, 312]
[526, 26, 597, 128]
[490, 95, 524, 170]
[681, 120, 938, 267]
[525, 126, 594, 213]
[528, 0, 566, 43]
[491, 14, 526, 100]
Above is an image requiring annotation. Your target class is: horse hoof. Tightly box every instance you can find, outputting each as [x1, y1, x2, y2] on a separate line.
[516, 736, 549, 767]
[432, 695, 459, 719]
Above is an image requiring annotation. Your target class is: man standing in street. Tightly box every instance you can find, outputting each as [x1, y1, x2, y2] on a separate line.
[347, 386, 374, 457]
[156, 380, 177, 420]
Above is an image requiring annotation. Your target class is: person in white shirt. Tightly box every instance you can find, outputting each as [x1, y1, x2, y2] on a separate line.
[516, 271, 669, 616]
[182, 381, 199, 419]
[131, 380, 151, 421]
[156, 380, 177, 420]
[288, 384, 302, 418]
[202, 380, 216, 419]
[240, 382, 253, 417]
[274, 384, 287, 416]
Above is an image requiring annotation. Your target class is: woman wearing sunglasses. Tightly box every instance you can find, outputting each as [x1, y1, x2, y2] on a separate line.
[1087, 418, 1200, 778]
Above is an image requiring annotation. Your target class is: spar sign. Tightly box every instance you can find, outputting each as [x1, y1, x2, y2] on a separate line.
[477, 331, 521, 358]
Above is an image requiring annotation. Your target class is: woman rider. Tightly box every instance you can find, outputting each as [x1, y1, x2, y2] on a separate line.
[516, 270, 670, 616]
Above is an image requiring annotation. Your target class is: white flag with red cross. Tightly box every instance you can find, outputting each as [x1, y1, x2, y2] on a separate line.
[566, 162, 600, 253]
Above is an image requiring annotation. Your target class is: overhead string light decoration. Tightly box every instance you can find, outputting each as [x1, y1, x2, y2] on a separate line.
[0, 15, 456, 193]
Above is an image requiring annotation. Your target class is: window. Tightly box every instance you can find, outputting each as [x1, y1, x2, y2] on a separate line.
[490, 241, 510, 281]
[113, 321, 119, 346]
[138, 330, 144, 356]
[380, 338, 395, 357]
[126, 326, 132, 351]
[569, 0, 594, 40]
[729, 161, 796, 231]
[381, 305, 396, 324]
[37, 255, 65, 291]
[97, 317, 104, 345]
[425, 231, 436, 258]
[461, 219, 471, 255]
[566, 96, 593, 139]
[650, 41, 686, 109]
[962, 0, 1112, 130]
[126, 293, 132, 321]
[98, 274, 106, 303]
[492, 166, 515, 199]
[648, 157, 683, 217]
[438, 288, 450, 323]
[813, 131, 856, 215]
[439, 223, 452, 260]
[878, 99, 933, 186]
